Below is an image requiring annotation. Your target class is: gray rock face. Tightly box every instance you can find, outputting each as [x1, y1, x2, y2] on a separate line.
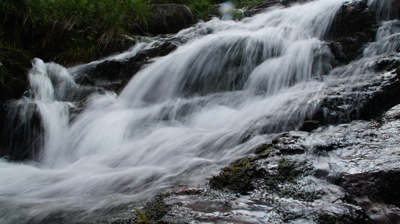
[149, 4, 195, 35]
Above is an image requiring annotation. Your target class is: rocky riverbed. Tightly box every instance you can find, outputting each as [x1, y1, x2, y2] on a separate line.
[2, 1, 400, 224]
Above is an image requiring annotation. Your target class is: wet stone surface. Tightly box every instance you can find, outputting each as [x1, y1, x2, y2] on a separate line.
[95, 103, 400, 223]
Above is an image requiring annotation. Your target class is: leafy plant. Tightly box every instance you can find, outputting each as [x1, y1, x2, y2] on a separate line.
[133, 208, 149, 224]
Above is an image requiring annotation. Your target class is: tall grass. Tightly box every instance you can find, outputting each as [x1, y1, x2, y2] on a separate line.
[0, 0, 267, 64]
[145, 0, 266, 21]
[0, 0, 152, 64]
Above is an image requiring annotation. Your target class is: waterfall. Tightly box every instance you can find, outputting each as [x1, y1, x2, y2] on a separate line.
[367, 0, 398, 21]
[0, 0, 396, 223]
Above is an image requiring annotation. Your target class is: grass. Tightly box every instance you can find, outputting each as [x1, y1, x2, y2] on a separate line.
[0, 0, 152, 64]
[0, 0, 266, 67]
[133, 208, 149, 224]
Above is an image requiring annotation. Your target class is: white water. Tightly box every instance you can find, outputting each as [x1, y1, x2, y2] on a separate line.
[368, 0, 398, 21]
[0, 0, 396, 223]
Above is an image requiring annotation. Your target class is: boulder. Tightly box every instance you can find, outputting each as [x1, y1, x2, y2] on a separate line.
[329, 29, 376, 64]
[310, 53, 400, 125]
[148, 4, 195, 35]
[1, 101, 44, 161]
[83, 41, 177, 93]
[327, 0, 375, 40]
[340, 170, 400, 207]
[0, 47, 31, 159]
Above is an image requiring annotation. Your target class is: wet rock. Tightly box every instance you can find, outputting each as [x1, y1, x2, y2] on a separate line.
[174, 188, 204, 195]
[244, 0, 308, 17]
[311, 54, 400, 125]
[329, 29, 376, 64]
[327, 0, 375, 40]
[368, 0, 400, 21]
[313, 211, 368, 224]
[1, 101, 44, 161]
[89, 60, 125, 81]
[100, 35, 137, 58]
[0, 47, 31, 157]
[244, 0, 282, 17]
[85, 41, 177, 93]
[270, 132, 308, 155]
[149, 4, 195, 35]
[300, 120, 321, 132]
[340, 170, 400, 207]
[141, 194, 172, 222]
[356, 198, 400, 224]
[209, 158, 255, 193]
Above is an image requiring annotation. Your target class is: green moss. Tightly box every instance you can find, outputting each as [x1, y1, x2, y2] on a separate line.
[313, 212, 360, 224]
[254, 143, 271, 154]
[142, 194, 171, 222]
[209, 158, 255, 193]
[263, 158, 305, 188]
[278, 158, 300, 181]
[278, 186, 320, 202]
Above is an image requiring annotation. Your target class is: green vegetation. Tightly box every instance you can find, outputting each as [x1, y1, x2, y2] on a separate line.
[0, 0, 151, 64]
[139, 194, 171, 223]
[0, 0, 265, 65]
[133, 208, 149, 224]
[144, 0, 264, 21]
[209, 157, 255, 193]
[0, 0, 267, 104]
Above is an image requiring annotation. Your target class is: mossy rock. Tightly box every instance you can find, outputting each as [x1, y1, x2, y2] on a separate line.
[278, 185, 321, 202]
[254, 143, 272, 154]
[313, 212, 366, 224]
[142, 194, 172, 222]
[209, 158, 256, 193]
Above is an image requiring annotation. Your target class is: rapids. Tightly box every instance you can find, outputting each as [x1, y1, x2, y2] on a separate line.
[0, 0, 399, 223]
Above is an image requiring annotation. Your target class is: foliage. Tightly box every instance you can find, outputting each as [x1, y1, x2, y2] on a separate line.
[144, 0, 264, 21]
[0, 0, 265, 66]
[133, 208, 149, 224]
[145, 0, 220, 21]
[233, 0, 266, 9]
[0, 0, 152, 64]
[0, 47, 31, 103]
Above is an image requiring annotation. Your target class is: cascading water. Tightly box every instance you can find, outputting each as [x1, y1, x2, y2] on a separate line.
[0, 0, 398, 223]
[368, 0, 398, 21]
